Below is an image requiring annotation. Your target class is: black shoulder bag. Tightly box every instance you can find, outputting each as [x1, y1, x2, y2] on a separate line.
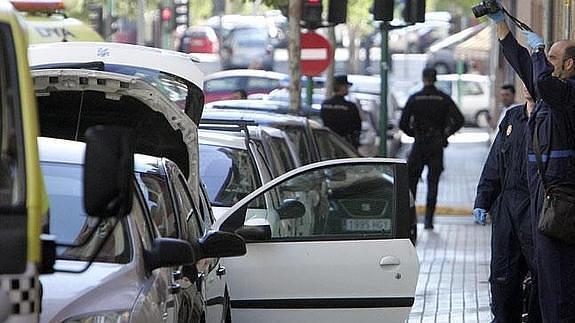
[533, 121, 575, 244]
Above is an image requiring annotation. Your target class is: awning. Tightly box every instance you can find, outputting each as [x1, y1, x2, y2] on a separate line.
[453, 25, 493, 60]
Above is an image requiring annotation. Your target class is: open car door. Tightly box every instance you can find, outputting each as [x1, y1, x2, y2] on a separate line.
[213, 158, 419, 323]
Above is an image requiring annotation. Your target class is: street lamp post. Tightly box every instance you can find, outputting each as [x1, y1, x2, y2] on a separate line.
[379, 21, 389, 157]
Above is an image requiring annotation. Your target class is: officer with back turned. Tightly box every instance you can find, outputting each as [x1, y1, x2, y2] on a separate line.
[320, 75, 362, 149]
[400, 67, 464, 229]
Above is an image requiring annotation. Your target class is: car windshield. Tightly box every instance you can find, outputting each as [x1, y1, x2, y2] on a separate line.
[199, 144, 264, 207]
[42, 162, 131, 264]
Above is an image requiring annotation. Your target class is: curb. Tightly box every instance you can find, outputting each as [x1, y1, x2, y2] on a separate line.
[416, 205, 473, 216]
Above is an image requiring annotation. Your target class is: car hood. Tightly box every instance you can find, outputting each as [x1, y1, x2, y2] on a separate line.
[40, 261, 139, 323]
[31, 69, 200, 201]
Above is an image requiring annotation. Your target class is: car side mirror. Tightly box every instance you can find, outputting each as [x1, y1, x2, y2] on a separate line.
[197, 231, 246, 259]
[276, 199, 306, 220]
[83, 126, 134, 218]
[235, 218, 272, 241]
[144, 238, 196, 272]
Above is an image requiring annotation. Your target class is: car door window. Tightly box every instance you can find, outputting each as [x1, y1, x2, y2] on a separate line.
[246, 77, 279, 92]
[204, 77, 244, 93]
[283, 126, 312, 165]
[230, 163, 398, 240]
[460, 81, 483, 96]
[172, 175, 203, 240]
[264, 135, 296, 175]
[137, 173, 178, 238]
[0, 24, 25, 206]
[313, 129, 359, 161]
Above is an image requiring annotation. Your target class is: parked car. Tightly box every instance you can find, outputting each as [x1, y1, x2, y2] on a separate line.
[203, 69, 286, 103]
[213, 158, 419, 322]
[28, 42, 206, 204]
[38, 137, 246, 322]
[220, 25, 274, 70]
[403, 73, 492, 127]
[178, 25, 219, 54]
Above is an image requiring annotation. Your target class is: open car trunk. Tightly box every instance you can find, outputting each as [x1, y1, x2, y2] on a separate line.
[32, 69, 200, 202]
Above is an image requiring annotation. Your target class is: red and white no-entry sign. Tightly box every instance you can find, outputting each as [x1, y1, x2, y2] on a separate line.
[300, 31, 333, 77]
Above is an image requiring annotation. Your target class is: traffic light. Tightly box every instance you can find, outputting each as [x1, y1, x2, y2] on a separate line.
[328, 0, 347, 25]
[161, 6, 174, 29]
[173, 0, 189, 30]
[302, 0, 322, 27]
[372, 0, 394, 22]
[403, 0, 426, 23]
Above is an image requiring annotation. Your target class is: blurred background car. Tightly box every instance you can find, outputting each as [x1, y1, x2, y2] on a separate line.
[178, 25, 219, 54]
[401, 73, 492, 127]
[220, 25, 275, 70]
[204, 69, 286, 103]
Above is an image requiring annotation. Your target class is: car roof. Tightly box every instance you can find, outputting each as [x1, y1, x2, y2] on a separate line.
[37, 137, 163, 175]
[436, 74, 490, 82]
[198, 129, 247, 150]
[28, 42, 204, 90]
[202, 104, 308, 126]
[205, 69, 287, 81]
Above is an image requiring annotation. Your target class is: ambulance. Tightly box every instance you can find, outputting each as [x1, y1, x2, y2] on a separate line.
[0, 0, 49, 321]
[11, 0, 103, 44]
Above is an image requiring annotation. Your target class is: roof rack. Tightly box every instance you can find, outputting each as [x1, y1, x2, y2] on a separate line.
[199, 118, 261, 153]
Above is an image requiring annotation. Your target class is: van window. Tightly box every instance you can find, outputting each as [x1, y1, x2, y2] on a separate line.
[460, 81, 484, 96]
[0, 24, 25, 207]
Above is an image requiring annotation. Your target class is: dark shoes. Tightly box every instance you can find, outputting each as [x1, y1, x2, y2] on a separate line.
[424, 207, 435, 230]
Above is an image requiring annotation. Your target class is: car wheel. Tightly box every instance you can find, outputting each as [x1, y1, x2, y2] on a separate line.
[475, 110, 491, 128]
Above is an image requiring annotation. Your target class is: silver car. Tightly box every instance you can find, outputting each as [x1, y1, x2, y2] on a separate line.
[221, 26, 274, 70]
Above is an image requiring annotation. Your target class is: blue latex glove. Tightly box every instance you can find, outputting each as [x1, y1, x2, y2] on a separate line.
[486, 10, 505, 23]
[485, 0, 505, 23]
[522, 30, 545, 49]
[473, 208, 487, 225]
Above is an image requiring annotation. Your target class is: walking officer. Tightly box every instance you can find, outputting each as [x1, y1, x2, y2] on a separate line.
[473, 84, 540, 322]
[399, 67, 464, 229]
[320, 75, 362, 149]
[488, 5, 575, 321]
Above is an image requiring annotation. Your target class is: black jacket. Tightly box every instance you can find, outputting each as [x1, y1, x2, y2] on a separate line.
[320, 95, 362, 146]
[399, 85, 464, 147]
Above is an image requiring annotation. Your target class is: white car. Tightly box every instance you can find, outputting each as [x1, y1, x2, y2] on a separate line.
[403, 74, 492, 127]
[214, 158, 420, 323]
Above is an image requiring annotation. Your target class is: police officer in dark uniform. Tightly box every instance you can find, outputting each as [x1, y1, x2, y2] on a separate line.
[473, 84, 540, 322]
[399, 68, 464, 229]
[320, 75, 362, 149]
[489, 7, 575, 321]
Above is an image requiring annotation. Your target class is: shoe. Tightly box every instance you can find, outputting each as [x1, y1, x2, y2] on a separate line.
[424, 224, 434, 230]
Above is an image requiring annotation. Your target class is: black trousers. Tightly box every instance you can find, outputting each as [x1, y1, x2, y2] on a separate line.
[407, 143, 443, 225]
[490, 194, 541, 323]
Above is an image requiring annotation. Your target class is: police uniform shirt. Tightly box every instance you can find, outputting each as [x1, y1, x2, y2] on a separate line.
[399, 85, 464, 143]
[320, 95, 362, 137]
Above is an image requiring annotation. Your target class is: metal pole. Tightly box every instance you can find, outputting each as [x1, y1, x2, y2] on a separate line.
[162, 0, 170, 49]
[306, 76, 313, 110]
[379, 22, 389, 157]
[137, 0, 146, 45]
[288, 0, 302, 114]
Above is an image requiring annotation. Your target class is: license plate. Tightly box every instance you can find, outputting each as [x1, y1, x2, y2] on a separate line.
[345, 219, 391, 232]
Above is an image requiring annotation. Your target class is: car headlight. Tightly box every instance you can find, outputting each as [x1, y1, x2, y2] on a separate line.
[63, 310, 130, 323]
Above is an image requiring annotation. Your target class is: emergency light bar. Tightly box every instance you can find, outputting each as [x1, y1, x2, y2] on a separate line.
[10, 0, 65, 11]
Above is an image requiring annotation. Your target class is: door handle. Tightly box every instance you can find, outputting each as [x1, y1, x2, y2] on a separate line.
[216, 266, 226, 277]
[379, 256, 401, 267]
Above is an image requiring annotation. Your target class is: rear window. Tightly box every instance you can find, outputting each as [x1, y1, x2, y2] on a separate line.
[199, 144, 264, 207]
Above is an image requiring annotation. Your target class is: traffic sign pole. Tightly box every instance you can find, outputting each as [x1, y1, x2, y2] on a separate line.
[306, 76, 313, 110]
[379, 22, 389, 157]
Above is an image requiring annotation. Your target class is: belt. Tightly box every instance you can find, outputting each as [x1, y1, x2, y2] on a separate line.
[528, 149, 575, 162]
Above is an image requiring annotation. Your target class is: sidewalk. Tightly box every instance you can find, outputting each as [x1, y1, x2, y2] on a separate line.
[408, 217, 493, 322]
[398, 128, 491, 215]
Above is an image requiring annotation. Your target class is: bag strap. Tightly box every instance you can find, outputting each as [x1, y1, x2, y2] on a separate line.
[532, 120, 550, 191]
